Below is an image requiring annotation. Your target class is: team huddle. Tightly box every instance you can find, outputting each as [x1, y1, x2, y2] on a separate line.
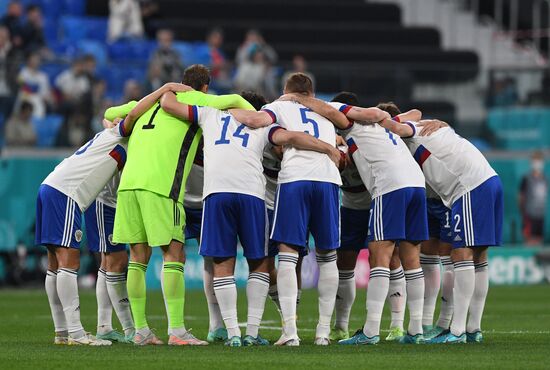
[35, 64, 503, 347]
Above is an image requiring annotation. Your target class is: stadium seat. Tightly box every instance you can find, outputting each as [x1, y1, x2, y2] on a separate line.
[41, 0, 64, 19]
[60, 16, 108, 42]
[77, 39, 108, 66]
[32, 114, 64, 147]
[171, 41, 194, 66]
[108, 40, 156, 62]
[41, 62, 69, 85]
[63, 0, 86, 16]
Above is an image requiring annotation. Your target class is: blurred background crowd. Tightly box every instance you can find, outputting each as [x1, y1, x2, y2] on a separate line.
[1, 0, 550, 287]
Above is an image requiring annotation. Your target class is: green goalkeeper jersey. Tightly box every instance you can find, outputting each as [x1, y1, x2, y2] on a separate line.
[119, 92, 255, 203]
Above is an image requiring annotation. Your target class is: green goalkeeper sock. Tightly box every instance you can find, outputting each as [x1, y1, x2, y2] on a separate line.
[127, 262, 148, 330]
[162, 262, 186, 331]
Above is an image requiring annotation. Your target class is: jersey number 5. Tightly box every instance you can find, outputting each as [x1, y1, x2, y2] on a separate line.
[215, 116, 249, 147]
[300, 107, 319, 138]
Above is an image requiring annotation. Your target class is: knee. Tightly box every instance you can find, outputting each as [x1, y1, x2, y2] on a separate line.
[105, 251, 129, 272]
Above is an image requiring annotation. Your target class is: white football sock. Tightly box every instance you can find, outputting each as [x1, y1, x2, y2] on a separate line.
[45, 270, 67, 334]
[213, 276, 240, 338]
[203, 259, 224, 332]
[57, 268, 85, 339]
[388, 266, 406, 330]
[296, 289, 302, 308]
[106, 271, 134, 336]
[420, 254, 441, 327]
[363, 267, 390, 337]
[96, 268, 113, 335]
[437, 256, 454, 329]
[404, 268, 425, 336]
[246, 272, 270, 338]
[450, 260, 475, 336]
[277, 252, 299, 338]
[315, 251, 338, 339]
[334, 269, 355, 332]
[467, 261, 489, 333]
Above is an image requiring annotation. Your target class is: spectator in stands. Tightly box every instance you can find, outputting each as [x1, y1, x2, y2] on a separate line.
[16, 52, 52, 118]
[0, 1, 24, 49]
[205, 27, 232, 93]
[21, 5, 47, 54]
[91, 79, 112, 133]
[0, 26, 22, 123]
[150, 28, 183, 83]
[281, 55, 315, 91]
[141, 0, 160, 39]
[519, 151, 548, 245]
[236, 29, 277, 66]
[142, 61, 163, 94]
[487, 77, 519, 107]
[5, 100, 35, 146]
[122, 79, 142, 103]
[233, 48, 277, 100]
[108, 0, 144, 43]
[54, 57, 91, 108]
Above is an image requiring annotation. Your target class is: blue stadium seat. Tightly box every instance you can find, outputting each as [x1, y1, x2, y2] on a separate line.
[60, 16, 108, 42]
[190, 42, 212, 66]
[41, 62, 68, 85]
[43, 16, 58, 45]
[78, 40, 108, 66]
[41, 0, 64, 19]
[108, 40, 155, 62]
[63, 0, 86, 16]
[32, 114, 63, 147]
[172, 41, 194, 65]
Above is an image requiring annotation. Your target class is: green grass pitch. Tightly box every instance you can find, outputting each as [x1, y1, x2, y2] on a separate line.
[0, 285, 549, 369]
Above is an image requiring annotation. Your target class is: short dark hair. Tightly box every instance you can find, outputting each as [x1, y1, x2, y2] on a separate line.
[331, 91, 359, 106]
[182, 64, 210, 91]
[26, 4, 40, 13]
[240, 91, 267, 111]
[284, 72, 313, 95]
[20, 101, 33, 112]
[376, 101, 401, 117]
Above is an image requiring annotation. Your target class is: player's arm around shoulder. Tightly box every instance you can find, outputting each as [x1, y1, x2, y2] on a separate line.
[209, 93, 256, 111]
[124, 83, 193, 133]
[279, 93, 350, 129]
[379, 117, 415, 138]
[269, 126, 341, 167]
[229, 109, 274, 128]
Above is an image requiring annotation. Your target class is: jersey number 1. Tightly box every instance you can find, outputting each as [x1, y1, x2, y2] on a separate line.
[215, 116, 249, 147]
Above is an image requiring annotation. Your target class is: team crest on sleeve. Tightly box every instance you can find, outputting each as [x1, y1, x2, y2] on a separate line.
[75, 229, 83, 242]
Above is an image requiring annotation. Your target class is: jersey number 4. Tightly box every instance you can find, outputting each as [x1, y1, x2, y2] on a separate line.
[215, 116, 249, 147]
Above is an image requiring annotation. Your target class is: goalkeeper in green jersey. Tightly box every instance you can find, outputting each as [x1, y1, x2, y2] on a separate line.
[112, 64, 256, 346]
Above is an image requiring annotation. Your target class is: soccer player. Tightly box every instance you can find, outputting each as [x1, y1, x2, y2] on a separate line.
[158, 90, 341, 347]
[378, 104, 502, 343]
[261, 73, 356, 346]
[112, 64, 259, 346]
[288, 91, 429, 345]
[36, 83, 187, 345]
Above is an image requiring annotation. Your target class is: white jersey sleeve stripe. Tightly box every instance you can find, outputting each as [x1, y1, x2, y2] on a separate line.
[270, 185, 281, 239]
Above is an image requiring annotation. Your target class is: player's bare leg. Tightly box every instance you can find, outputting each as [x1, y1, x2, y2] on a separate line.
[162, 240, 207, 346]
[212, 257, 240, 346]
[332, 249, 359, 340]
[420, 239, 441, 331]
[97, 251, 134, 343]
[44, 246, 68, 344]
[56, 247, 110, 345]
[267, 257, 282, 314]
[398, 241, 425, 343]
[386, 247, 406, 340]
[96, 255, 114, 339]
[243, 258, 270, 346]
[466, 247, 489, 343]
[203, 256, 227, 342]
[274, 243, 300, 346]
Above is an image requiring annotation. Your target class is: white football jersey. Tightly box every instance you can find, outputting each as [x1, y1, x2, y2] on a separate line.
[261, 100, 342, 185]
[404, 121, 497, 207]
[340, 162, 372, 210]
[262, 146, 281, 210]
[42, 123, 129, 211]
[333, 103, 425, 199]
[96, 172, 121, 208]
[194, 106, 280, 200]
[183, 141, 204, 209]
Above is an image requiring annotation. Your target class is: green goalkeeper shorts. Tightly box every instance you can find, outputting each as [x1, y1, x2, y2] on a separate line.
[113, 189, 185, 247]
